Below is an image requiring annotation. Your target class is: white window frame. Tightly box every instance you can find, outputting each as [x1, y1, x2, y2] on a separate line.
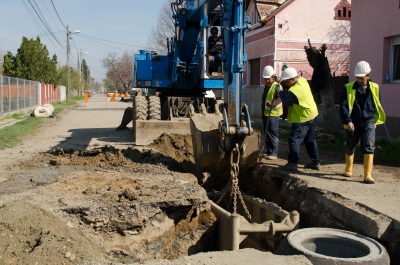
[391, 35, 400, 83]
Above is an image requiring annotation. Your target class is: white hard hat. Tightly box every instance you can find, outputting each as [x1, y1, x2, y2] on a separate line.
[280, 67, 298, 80]
[262, 66, 275, 78]
[354, 61, 371, 77]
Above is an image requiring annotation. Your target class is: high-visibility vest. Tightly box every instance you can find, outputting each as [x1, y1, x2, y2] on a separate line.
[263, 82, 283, 117]
[344, 81, 386, 128]
[287, 77, 318, 124]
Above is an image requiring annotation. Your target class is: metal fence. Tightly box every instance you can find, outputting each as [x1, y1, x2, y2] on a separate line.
[0, 75, 40, 115]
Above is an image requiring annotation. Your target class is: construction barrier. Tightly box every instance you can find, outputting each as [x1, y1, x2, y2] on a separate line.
[84, 93, 89, 102]
[106, 93, 130, 105]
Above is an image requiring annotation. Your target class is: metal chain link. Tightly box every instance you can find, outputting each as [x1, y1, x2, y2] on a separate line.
[215, 143, 252, 221]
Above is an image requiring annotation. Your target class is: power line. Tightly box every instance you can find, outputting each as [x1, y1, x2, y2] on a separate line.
[26, 0, 64, 48]
[0, 31, 64, 41]
[76, 35, 127, 52]
[20, 0, 65, 54]
[51, 0, 65, 28]
[79, 34, 145, 48]
[41, 0, 64, 39]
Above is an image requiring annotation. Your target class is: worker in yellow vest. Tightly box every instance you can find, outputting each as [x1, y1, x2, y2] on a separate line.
[261, 66, 282, 160]
[339, 61, 386, 184]
[275, 67, 320, 172]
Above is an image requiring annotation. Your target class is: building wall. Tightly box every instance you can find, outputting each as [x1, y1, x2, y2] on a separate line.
[351, 0, 400, 139]
[245, 0, 351, 85]
[276, 0, 351, 75]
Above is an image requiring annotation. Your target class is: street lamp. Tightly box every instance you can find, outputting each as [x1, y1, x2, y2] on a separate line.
[66, 26, 80, 99]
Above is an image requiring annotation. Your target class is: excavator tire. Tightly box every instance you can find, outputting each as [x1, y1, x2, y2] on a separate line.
[148, 96, 161, 120]
[135, 96, 147, 120]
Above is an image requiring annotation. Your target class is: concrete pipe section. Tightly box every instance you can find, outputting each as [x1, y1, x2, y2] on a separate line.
[275, 228, 390, 265]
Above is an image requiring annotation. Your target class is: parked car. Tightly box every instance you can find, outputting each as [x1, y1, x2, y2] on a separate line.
[85, 91, 92, 97]
[121, 89, 142, 102]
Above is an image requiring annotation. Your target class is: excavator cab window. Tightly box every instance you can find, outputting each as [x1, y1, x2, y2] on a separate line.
[207, 26, 223, 75]
[206, 10, 222, 76]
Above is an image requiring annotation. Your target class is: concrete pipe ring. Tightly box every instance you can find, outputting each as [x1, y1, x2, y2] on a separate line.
[275, 228, 390, 265]
[33, 106, 52, 117]
[42, 104, 54, 113]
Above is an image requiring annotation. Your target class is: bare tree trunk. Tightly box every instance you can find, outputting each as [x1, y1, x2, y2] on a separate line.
[304, 40, 342, 134]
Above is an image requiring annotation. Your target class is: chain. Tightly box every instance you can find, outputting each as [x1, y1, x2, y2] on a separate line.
[215, 144, 252, 221]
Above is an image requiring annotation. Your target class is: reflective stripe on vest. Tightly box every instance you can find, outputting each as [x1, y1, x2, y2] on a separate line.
[287, 77, 318, 124]
[344, 81, 386, 129]
[263, 82, 283, 117]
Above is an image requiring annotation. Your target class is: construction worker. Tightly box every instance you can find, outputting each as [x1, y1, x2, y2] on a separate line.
[261, 66, 282, 160]
[275, 67, 320, 172]
[339, 61, 386, 184]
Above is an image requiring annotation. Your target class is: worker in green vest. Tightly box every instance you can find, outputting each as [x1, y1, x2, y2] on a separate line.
[261, 66, 282, 160]
[274, 67, 321, 172]
[339, 61, 386, 184]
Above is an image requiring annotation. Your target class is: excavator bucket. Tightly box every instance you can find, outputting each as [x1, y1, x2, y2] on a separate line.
[190, 113, 261, 174]
[132, 96, 191, 146]
[134, 119, 190, 146]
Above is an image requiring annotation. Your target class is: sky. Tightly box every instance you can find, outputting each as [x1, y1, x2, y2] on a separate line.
[0, 0, 167, 84]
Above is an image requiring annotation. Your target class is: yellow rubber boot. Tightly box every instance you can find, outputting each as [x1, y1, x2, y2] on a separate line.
[343, 154, 354, 177]
[363, 154, 375, 184]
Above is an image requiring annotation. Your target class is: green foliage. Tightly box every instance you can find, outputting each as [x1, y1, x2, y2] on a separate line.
[103, 77, 114, 90]
[3, 37, 59, 85]
[57, 66, 85, 95]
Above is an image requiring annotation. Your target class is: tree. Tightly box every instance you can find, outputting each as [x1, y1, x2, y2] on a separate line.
[146, 0, 176, 54]
[304, 40, 342, 134]
[326, 22, 351, 76]
[3, 36, 58, 85]
[102, 51, 132, 92]
[102, 77, 114, 91]
[57, 65, 82, 97]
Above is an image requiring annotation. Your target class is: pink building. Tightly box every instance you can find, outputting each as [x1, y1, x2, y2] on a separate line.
[350, 0, 400, 139]
[244, 0, 351, 84]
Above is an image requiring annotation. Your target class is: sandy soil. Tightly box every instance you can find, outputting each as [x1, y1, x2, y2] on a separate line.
[0, 94, 398, 264]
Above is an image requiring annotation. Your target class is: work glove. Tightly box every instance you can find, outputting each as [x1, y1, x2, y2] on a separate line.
[275, 84, 283, 93]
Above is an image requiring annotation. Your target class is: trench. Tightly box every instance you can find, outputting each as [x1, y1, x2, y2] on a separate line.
[1, 137, 396, 264]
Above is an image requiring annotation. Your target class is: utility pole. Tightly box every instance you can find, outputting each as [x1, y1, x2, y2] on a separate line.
[66, 25, 71, 100]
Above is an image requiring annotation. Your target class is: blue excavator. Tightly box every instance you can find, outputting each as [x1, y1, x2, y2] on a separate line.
[131, 0, 260, 174]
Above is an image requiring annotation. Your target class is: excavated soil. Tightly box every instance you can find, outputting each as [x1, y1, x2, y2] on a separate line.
[0, 135, 217, 265]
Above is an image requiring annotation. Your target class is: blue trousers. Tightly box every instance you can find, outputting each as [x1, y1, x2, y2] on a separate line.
[263, 115, 279, 156]
[288, 118, 320, 164]
[345, 120, 375, 155]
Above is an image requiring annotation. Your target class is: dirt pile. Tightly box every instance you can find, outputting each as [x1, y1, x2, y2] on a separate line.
[0, 200, 106, 265]
[0, 137, 217, 264]
[149, 133, 196, 174]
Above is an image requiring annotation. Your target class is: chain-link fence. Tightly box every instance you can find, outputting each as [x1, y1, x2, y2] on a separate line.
[0, 75, 40, 115]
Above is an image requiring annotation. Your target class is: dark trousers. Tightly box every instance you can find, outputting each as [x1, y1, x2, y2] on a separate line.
[263, 115, 279, 156]
[288, 118, 319, 164]
[345, 120, 375, 155]
[211, 55, 221, 72]
[121, 107, 133, 126]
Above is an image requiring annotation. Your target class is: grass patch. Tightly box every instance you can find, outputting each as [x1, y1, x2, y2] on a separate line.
[0, 116, 44, 150]
[0, 99, 80, 150]
[375, 139, 400, 162]
[51, 98, 80, 115]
